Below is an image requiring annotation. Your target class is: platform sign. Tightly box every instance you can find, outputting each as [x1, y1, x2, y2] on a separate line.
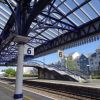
[58, 50, 64, 58]
[24, 45, 34, 55]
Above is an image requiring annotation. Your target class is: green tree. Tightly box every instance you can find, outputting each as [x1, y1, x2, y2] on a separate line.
[66, 56, 78, 70]
[4, 68, 16, 77]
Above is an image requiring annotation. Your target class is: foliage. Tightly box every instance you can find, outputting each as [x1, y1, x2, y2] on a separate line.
[92, 76, 100, 79]
[3, 68, 16, 77]
[66, 56, 78, 70]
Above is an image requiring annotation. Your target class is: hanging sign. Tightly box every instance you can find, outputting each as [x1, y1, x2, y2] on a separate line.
[24, 45, 34, 55]
[58, 50, 64, 58]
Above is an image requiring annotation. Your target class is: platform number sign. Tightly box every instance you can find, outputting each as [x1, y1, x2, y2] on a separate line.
[27, 48, 31, 54]
[58, 50, 64, 58]
[24, 45, 34, 55]
[59, 52, 62, 57]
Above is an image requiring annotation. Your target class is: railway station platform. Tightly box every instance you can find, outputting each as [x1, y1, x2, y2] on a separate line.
[1, 77, 100, 89]
[0, 77, 100, 99]
[28, 79, 100, 89]
[18, 79, 100, 99]
[0, 79, 55, 100]
[0, 0, 100, 100]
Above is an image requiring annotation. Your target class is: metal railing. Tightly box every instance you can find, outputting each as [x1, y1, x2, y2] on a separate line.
[26, 60, 89, 80]
[50, 64, 89, 79]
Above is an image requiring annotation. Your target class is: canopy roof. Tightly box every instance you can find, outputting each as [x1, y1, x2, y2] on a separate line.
[0, 0, 100, 64]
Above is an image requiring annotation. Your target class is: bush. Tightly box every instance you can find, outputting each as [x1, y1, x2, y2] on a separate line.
[4, 68, 16, 77]
[92, 76, 100, 79]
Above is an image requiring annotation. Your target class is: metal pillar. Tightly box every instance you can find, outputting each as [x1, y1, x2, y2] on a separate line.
[14, 43, 24, 100]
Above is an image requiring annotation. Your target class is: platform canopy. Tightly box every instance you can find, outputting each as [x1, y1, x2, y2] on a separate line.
[0, 0, 100, 64]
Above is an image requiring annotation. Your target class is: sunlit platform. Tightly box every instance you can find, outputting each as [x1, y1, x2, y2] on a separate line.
[26, 79, 100, 89]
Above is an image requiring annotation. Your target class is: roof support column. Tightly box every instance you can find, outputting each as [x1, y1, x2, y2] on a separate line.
[14, 43, 24, 100]
[13, 1, 27, 99]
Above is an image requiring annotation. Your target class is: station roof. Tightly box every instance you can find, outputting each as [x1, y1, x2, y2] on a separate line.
[0, 0, 100, 64]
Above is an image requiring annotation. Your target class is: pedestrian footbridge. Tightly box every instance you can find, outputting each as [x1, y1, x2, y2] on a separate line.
[25, 60, 87, 82]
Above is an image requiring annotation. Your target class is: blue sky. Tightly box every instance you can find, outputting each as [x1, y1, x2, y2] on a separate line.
[0, 0, 100, 71]
[1, 40, 100, 72]
[1, 39, 100, 72]
[35, 40, 100, 64]
[33, 0, 100, 64]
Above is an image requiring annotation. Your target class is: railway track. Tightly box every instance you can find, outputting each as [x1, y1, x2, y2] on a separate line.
[0, 78, 100, 100]
[24, 81, 100, 100]
[24, 84, 94, 100]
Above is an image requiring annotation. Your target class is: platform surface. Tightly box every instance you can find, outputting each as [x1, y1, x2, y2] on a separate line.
[0, 80, 54, 100]
[28, 79, 100, 89]
[1, 77, 100, 89]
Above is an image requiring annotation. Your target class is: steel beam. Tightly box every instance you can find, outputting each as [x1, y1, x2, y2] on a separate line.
[0, 0, 52, 46]
[25, 0, 52, 35]
[34, 16, 100, 57]
[0, 14, 14, 41]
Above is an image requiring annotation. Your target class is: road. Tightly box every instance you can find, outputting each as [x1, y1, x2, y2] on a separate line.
[0, 81, 53, 100]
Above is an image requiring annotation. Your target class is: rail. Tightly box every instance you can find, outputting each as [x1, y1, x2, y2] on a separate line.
[0, 78, 100, 100]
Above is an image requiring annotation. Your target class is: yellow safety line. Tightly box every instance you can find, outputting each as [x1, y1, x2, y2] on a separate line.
[0, 83, 33, 100]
